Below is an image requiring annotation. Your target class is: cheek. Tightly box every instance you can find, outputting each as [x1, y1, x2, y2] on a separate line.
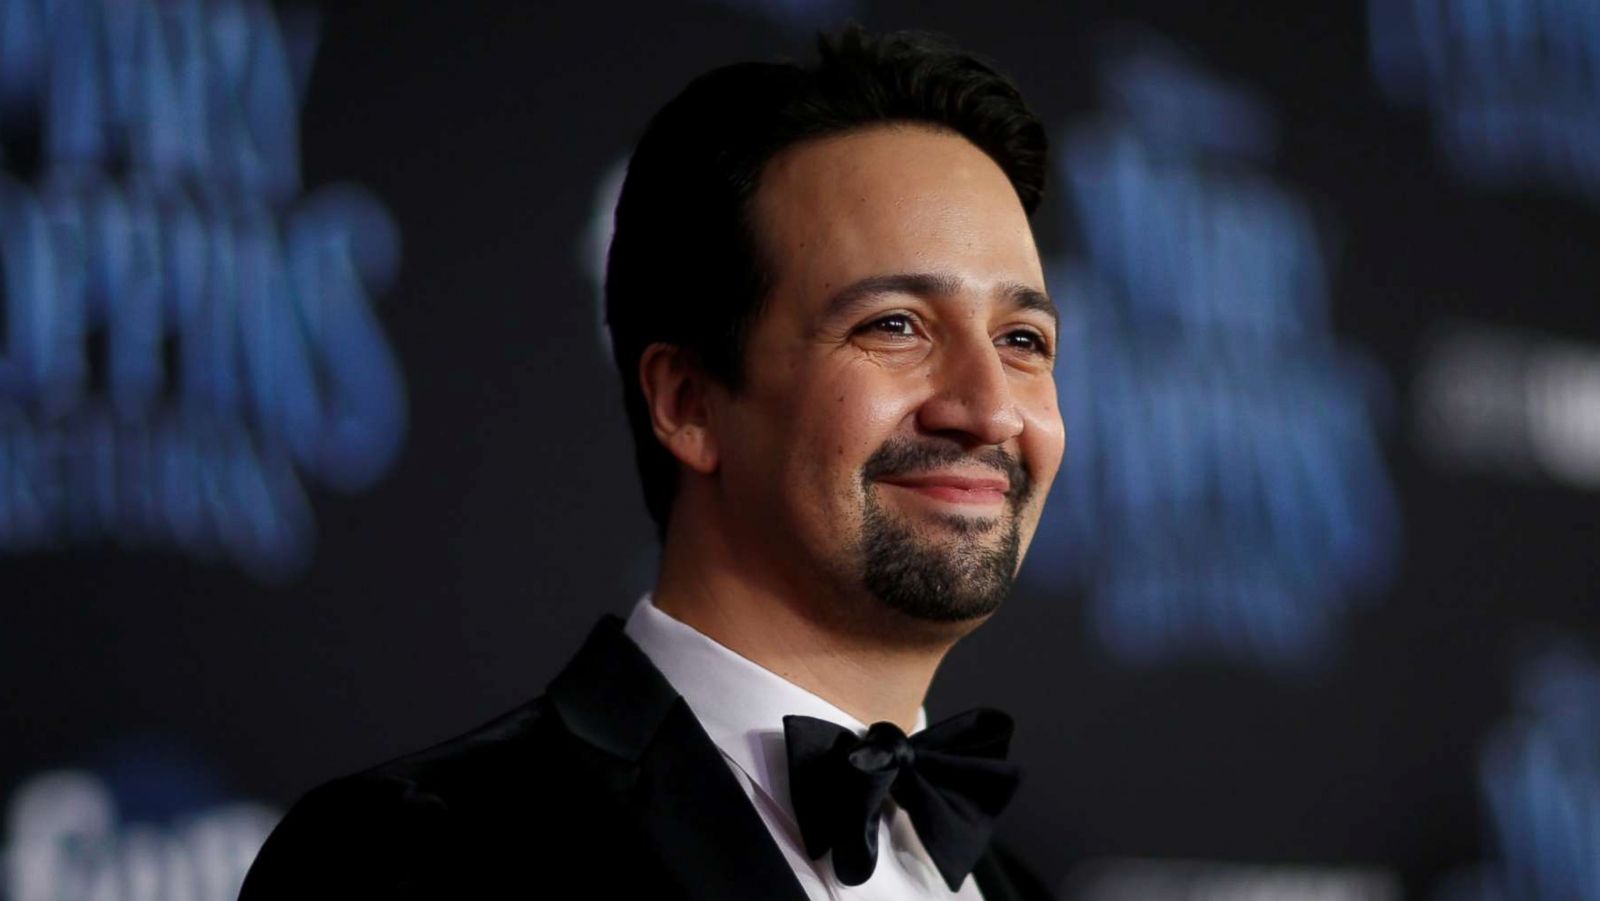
[1020, 384, 1066, 489]
[790, 368, 921, 492]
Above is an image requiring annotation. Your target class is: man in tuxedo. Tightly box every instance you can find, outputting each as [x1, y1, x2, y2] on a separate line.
[241, 25, 1063, 900]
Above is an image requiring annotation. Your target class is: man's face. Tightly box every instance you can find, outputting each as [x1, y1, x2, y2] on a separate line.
[708, 125, 1063, 634]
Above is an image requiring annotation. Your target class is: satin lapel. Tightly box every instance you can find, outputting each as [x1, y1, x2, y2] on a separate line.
[547, 616, 811, 901]
[973, 849, 1023, 901]
[973, 842, 1057, 901]
[631, 698, 812, 901]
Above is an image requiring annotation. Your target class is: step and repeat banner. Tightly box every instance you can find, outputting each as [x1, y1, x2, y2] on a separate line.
[3, 0, 1598, 898]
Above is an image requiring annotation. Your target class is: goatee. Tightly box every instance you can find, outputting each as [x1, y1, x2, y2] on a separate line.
[856, 438, 1032, 622]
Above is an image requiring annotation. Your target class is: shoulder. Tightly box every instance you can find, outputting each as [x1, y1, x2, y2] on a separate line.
[239, 769, 450, 898]
[240, 697, 592, 898]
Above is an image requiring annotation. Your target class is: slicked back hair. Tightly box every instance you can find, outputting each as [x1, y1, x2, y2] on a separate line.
[604, 25, 1048, 535]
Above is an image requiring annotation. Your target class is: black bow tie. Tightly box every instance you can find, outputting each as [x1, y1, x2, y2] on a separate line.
[782, 708, 1021, 891]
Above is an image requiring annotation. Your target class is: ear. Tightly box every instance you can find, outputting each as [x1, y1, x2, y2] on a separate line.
[638, 342, 720, 476]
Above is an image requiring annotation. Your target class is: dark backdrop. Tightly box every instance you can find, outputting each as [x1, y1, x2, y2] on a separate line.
[4, 1, 1598, 899]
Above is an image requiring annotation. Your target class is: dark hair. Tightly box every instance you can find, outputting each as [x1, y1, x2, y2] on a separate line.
[604, 25, 1048, 535]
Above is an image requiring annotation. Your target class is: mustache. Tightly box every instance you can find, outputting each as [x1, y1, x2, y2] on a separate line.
[860, 437, 1033, 506]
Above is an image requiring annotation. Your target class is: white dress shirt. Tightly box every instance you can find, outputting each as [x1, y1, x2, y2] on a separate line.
[623, 594, 986, 901]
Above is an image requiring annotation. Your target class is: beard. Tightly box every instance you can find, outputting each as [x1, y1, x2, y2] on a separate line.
[854, 438, 1033, 623]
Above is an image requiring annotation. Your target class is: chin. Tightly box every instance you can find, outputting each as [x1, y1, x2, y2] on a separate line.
[857, 505, 1022, 625]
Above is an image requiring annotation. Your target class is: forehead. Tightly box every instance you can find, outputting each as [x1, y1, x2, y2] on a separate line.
[751, 125, 1044, 312]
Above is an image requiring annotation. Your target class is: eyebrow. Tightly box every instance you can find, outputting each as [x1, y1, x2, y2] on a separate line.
[821, 272, 1059, 328]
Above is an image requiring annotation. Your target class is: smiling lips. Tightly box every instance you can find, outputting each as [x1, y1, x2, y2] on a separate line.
[877, 472, 1010, 506]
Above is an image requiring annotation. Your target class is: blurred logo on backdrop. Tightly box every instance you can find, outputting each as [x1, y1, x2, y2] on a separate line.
[1370, 0, 1600, 203]
[1065, 858, 1400, 901]
[1436, 644, 1600, 901]
[1023, 30, 1401, 669]
[1415, 323, 1600, 489]
[1, 740, 278, 901]
[704, 0, 856, 29]
[0, 0, 407, 582]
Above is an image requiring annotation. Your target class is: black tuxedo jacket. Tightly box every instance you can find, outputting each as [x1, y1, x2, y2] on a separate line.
[239, 615, 1052, 899]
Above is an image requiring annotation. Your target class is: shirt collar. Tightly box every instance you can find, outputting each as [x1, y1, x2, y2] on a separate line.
[622, 593, 928, 824]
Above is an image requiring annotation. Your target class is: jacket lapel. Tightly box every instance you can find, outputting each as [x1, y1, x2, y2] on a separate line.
[547, 616, 811, 901]
[972, 849, 1024, 901]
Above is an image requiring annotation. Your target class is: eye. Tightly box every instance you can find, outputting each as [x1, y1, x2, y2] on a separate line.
[998, 328, 1052, 357]
[858, 314, 918, 337]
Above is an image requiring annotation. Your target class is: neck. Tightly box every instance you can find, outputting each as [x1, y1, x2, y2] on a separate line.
[651, 509, 960, 733]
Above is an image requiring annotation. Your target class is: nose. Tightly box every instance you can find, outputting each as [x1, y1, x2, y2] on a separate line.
[916, 334, 1025, 447]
